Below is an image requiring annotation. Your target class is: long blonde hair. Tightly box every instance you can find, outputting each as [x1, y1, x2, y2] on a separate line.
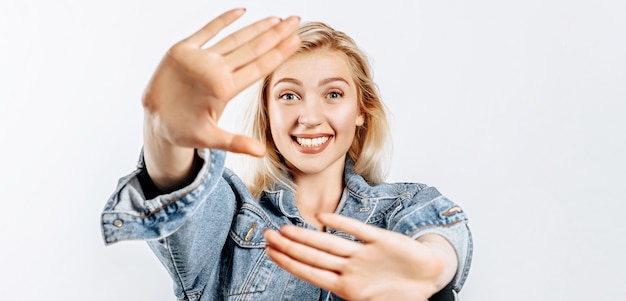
[241, 22, 391, 197]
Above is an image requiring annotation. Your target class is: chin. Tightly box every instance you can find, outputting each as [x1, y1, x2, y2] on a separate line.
[284, 155, 346, 178]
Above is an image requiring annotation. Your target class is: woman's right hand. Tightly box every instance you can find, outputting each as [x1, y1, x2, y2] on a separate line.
[142, 8, 301, 189]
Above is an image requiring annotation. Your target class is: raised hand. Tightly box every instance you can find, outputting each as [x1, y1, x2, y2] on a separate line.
[263, 213, 457, 301]
[142, 8, 301, 189]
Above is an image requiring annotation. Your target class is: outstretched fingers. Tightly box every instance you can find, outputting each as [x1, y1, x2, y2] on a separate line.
[264, 228, 348, 272]
[317, 213, 383, 243]
[224, 16, 301, 69]
[232, 30, 301, 91]
[265, 243, 340, 291]
[198, 125, 265, 157]
[276, 225, 360, 257]
[211, 16, 282, 54]
[185, 8, 247, 47]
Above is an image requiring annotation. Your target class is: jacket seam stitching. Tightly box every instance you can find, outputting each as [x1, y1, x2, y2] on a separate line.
[406, 219, 464, 238]
[390, 195, 442, 232]
[166, 237, 191, 298]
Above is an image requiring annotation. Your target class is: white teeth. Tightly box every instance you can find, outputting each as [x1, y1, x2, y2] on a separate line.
[296, 136, 330, 147]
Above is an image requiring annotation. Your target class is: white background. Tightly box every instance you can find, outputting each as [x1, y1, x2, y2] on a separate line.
[1, 0, 625, 300]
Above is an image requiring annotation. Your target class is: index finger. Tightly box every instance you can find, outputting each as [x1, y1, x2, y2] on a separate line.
[185, 8, 247, 46]
[317, 213, 383, 243]
[231, 32, 300, 92]
[274, 225, 360, 257]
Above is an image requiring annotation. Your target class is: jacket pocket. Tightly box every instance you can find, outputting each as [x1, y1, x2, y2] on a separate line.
[226, 207, 278, 297]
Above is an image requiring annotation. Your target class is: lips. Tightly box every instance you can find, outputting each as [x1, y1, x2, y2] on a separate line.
[295, 136, 330, 147]
[291, 135, 333, 153]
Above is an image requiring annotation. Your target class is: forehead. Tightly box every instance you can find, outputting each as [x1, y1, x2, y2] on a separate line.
[270, 49, 355, 87]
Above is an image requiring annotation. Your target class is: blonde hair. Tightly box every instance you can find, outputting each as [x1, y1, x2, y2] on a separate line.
[241, 22, 391, 197]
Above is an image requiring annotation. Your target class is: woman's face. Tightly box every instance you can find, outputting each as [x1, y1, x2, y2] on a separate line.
[267, 49, 364, 177]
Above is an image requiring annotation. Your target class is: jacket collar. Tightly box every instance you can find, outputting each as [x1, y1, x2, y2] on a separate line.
[262, 158, 385, 224]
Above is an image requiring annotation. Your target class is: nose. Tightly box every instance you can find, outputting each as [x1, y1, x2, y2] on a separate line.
[298, 99, 323, 128]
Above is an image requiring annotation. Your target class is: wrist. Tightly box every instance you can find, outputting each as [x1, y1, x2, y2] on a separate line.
[143, 112, 196, 190]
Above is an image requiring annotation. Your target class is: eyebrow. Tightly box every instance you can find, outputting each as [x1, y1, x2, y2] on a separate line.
[319, 77, 350, 87]
[273, 78, 301, 87]
[273, 77, 351, 88]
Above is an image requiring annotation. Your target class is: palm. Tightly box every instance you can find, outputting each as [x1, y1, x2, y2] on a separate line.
[264, 213, 447, 301]
[143, 9, 300, 155]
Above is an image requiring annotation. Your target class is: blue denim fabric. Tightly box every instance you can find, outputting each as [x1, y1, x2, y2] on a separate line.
[101, 149, 473, 301]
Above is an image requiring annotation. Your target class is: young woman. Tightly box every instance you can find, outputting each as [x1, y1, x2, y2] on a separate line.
[101, 8, 472, 301]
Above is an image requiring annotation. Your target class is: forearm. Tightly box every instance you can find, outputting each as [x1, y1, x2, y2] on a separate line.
[417, 233, 458, 292]
[143, 111, 196, 191]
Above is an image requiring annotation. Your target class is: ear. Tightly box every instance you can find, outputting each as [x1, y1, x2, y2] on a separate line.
[355, 112, 365, 126]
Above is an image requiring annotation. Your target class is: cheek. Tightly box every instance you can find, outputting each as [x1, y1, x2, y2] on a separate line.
[329, 104, 361, 131]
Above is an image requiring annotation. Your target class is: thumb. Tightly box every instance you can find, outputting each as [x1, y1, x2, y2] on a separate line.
[206, 127, 266, 157]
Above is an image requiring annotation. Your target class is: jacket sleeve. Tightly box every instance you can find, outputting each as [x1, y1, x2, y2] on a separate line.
[387, 186, 473, 294]
[100, 148, 237, 300]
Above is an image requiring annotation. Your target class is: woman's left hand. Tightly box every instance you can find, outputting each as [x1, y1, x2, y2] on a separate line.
[263, 213, 453, 301]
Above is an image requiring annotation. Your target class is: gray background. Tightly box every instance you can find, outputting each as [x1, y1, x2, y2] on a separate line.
[1, 0, 624, 300]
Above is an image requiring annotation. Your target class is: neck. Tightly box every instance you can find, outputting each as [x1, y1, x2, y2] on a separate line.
[292, 159, 345, 229]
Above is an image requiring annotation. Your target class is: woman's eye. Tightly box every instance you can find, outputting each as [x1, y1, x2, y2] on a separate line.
[327, 91, 343, 99]
[279, 93, 299, 101]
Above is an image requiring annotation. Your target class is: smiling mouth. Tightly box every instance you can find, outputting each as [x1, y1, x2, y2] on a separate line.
[293, 136, 331, 147]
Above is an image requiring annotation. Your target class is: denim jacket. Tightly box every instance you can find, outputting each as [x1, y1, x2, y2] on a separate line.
[101, 149, 472, 301]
